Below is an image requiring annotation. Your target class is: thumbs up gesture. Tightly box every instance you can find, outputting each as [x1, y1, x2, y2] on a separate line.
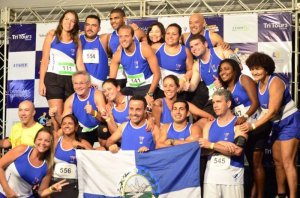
[49, 106, 58, 117]
[213, 75, 222, 89]
[84, 101, 94, 115]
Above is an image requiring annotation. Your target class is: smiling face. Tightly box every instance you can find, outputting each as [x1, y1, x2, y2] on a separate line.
[128, 100, 146, 125]
[84, 17, 100, 40]
[34, 131, 52, 153]
[118, 27, 134, 49]
[163, 77, 178, 100]
[171, 102, 189, 123]
[149, 25, 163, 43]
[189, 13, 205, 35]
[250, 66, 268, 82]
[61, 116, 77, 136]
[102, 82, 120, 102]
[72, 74, 91, 97]
[165, 26, 180, 46]
[110, 12, 125, 30]
[219, 62, 235, 83]
[18, 101, 35, 126]
[189, 38, 207, 58]
[62, 12, 76, 32]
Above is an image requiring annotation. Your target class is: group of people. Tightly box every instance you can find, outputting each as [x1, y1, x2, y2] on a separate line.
[0, 8, 299, 198]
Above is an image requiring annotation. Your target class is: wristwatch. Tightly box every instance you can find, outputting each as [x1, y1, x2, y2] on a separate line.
[147, 92, 154, 97]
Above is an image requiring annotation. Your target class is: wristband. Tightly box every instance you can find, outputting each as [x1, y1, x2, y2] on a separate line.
[93, 110, 98, 117]
[210, 143, 215, 150]
[49, 186, 55, 193]
[251, 123, 256, 130]
[105, 117, 111, 122]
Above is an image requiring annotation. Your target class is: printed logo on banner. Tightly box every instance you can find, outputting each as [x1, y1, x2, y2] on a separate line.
[35, 108, 51, 126]
[9, 24, 36, 52]
[228, 43, 258, 78]
[36, 22, 58, 51]
[128, 18, 158, 33]
[7, 80, 34, 108]
[205, 16, 224, 37]
[224, 14, 258, 43]
[35, 51, 42, 79]
[8, 51, 36, 80]
[258, 42, 292, 75]
[258, 13, 292, 42]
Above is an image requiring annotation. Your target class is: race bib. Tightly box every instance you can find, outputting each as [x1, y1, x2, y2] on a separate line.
[54, 163, 77, 179]
[210, 153, 231, 169]
[127, 73, 146, 87]
[234, 104, 247, 117]
[83, 49, 99, 64]
[207, 83, 217, 99]
[57, 62, 76, 75]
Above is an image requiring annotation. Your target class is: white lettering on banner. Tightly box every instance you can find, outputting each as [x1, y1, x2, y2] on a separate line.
[10, 90, 31, 98]
[263, 23, 288, 29]
[11, 33, 32, 41]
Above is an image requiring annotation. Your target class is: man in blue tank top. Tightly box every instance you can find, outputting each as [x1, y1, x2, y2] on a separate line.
[109, 25, 161, 106]
[81, 15, 109, 90]
[157, 99, 202, 148]
[105, 96, 160, 153]
[108, 8, 147, 88]
[199, 89, 248, 198]
[188, 34, 236, 115]
[50, 71, 107, 146]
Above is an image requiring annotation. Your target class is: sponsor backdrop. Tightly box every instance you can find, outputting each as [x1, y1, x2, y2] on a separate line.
[6, 13, 291, 145]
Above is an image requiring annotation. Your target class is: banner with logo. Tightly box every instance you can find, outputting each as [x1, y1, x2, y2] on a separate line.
[77, 142, 201, 197]
[6, 13, 292, 140]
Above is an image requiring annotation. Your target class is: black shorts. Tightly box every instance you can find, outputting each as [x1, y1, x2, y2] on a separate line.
[246, 121, 272, 151]
[44, 72, 74, 101]
[122, 84, 151, 97]
[78, 124, 111, 146]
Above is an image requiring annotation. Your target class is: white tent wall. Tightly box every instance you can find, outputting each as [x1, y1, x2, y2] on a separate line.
[0, 0, 299, 133]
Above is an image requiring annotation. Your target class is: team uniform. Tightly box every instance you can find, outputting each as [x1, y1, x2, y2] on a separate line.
[259, 74, 300, 141]
[109, 31, 140, 88]
[8, 122, 43, 148]
[121, 121, 155, 151]
[120, 43, 154, 96]
[51, 137, 78, 197]
[72, 88, 107, 145]
[204, 117, 244, 198]
[80, 35, 109, 90]
[160, 98, 173, 125]
[156, 43, 187, 89]
[166, 122, 192, 140]
[44, 37, 77, 100]
[0, 146, 48, 198]
[231, 75, 271, 151]
[112, 96, 130, 125]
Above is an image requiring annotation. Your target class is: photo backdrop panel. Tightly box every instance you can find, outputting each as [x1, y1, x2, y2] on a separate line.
[8, 51, 36, 80]
[9, 24, 36, 52]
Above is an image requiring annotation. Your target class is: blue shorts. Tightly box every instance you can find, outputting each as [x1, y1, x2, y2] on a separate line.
[271, 111, 300, 141]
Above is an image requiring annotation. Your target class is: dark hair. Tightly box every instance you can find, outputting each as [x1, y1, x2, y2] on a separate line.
[167, 23, 182, 36]
[163, 75, 180, 87]
[34, 127, 54, 170]
[55, 10, 80, 47]
[146, 21, 165, 45]
[118, 25, 134, 37]
[218, 59, 241, 88]
[173, 99, 189, 112]
[103, 78, 120, 88]
[110, 8, 125, 17]
[245, 52, 275, 74]
[189, 34, 207, 45]
[85, 14, 101, 25]
[130, 95, 147, 109]
[61, 114, 80, 141]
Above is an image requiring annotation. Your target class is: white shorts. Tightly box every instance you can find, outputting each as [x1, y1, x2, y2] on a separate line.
[203, 183, 244, 198]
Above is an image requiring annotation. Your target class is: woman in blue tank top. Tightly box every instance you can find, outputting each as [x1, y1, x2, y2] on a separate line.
[39, 10, 85, 125]
[0, 128, 69, 197]
[241, 52, 300, 198]
[153, 75, 214, 126]
[51, 114, 92, 197]
[218, 58, 272, 198]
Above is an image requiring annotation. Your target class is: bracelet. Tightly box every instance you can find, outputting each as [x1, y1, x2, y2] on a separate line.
[210, 143, 215, 150]
[105, 117, 111, 122]
[180, 77, 187, 82]
[251, 123, 256, 130]
[93, 110, 98, 117]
